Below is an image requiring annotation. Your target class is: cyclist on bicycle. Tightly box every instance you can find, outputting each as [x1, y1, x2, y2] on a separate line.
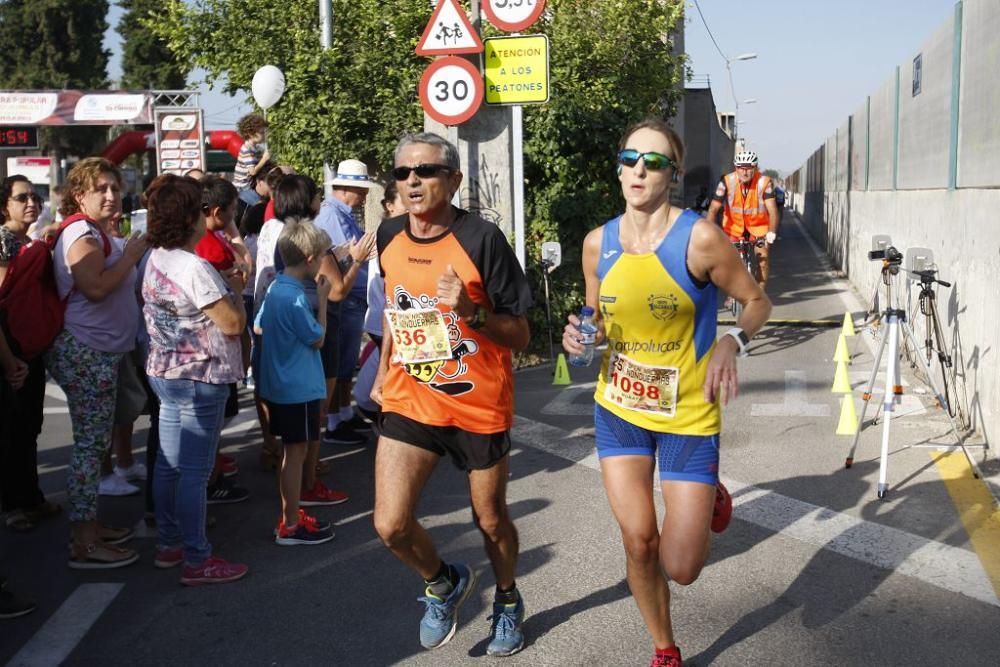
[707, 151, 780, 292]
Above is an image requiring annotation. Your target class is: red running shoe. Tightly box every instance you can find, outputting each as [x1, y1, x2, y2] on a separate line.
[300, 480, 349, 506]
[711, 481, 733, 533]
[650, 646, 682, 666]
[218, 453, 236, 466]
[180, 556, 248, 586]
[219, 458, 239, 478]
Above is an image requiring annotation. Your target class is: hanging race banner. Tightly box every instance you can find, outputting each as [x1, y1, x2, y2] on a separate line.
[154, 109, 206, 175]
[0, 91, 153, 126]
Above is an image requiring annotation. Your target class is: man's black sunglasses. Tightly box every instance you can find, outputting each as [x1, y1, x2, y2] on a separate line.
[392, 164, 452, 181]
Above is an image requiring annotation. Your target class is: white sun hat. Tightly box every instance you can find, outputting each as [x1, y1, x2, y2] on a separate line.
[325, 159, 375, 188]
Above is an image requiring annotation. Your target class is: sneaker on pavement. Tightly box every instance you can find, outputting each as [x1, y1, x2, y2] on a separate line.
[650, 646, 683, 666]
[711, 481, 733, 533]
[154, 546, 183, 569]
[275, 514, 335, 546]
[98, 473, 141, 497]
[180, 556, 248, 586]
[113, 462, 147, 482]
[219, 457, 239, 478]
[0, 581, 36, 619]
[300, 480, 349, 506]
[206, 477, 250, 505]
[486, 596, 526, 656]
[218, 453, 237, 466]
[344, 414, 372, 432]
[418, 563, 478, 650]
[272, 509, 331, 537]
[322, 423, 367, 446]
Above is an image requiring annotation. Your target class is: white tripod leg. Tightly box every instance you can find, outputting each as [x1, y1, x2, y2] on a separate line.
[877, 314, 901, 499]
[846, 320, 890, 467]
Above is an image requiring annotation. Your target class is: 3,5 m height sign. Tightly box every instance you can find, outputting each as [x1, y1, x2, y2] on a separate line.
[484, 0, 546, 32]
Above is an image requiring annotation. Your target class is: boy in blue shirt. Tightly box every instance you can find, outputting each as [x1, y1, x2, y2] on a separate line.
[257, 219, 342, 545]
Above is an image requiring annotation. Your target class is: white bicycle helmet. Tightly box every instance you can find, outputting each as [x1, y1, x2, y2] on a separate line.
[734, 151, 758, 166]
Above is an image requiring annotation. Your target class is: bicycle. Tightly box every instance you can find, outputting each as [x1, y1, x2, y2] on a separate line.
[729, 232, 766, 318]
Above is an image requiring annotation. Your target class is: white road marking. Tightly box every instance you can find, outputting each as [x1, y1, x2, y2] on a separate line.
[540, 381, 597, 416]
[751, 370, 831, 417]
[44, 383, 66, 402]
[511, 415, 999, 607]
[7, 583, 124, 667]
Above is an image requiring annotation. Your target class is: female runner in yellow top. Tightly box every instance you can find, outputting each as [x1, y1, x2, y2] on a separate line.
[562, 118, 772, 667]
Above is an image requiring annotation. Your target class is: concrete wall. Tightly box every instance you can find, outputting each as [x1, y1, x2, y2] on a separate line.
[957, 0, 1000, 186]
[789, 0, 1000, 448]
[867, 75, 897, 191]
[681, 86, 735, 207]
[897, 15, 954, 190]
[790, 185, 1000, 448]
[850, 102, 868, 191]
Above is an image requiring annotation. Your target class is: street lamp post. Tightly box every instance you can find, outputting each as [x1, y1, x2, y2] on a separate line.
[726, 52, 757, 146]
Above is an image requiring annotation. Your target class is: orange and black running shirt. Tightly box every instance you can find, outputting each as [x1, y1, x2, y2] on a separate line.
[377, 208, 532, 434]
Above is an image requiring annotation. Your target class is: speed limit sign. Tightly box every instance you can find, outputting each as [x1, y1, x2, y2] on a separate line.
[483, 0, 546, 33]
[418, 56, 484, 126]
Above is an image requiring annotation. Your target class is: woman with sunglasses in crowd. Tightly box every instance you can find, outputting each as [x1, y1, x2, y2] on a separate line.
[562, 118, 771, 667]
[0, 176, 61, 533]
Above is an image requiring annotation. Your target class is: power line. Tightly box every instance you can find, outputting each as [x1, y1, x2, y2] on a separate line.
[691, 0, 729, 62]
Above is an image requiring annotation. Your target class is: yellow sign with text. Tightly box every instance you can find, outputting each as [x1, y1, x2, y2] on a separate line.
[484, 35, 550, 105]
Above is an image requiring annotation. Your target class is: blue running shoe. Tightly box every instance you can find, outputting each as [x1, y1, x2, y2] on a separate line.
[486, 596, 525, 657]
[417, 563, 478, 649]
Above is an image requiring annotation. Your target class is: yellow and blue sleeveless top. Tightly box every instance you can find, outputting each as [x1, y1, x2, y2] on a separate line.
[593, 209, 721, 435]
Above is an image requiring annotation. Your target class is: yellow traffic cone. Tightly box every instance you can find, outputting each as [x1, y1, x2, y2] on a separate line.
[842, 312, 856, 337]
[553, 353, 571, 385]
[831, 359, 852, 393]
[833, 333, 851, 364]
[836, 395, 858, 434]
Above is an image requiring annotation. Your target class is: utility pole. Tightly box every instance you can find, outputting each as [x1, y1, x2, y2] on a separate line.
[425, 0, 517, 250]
[319, 0, 334, 186]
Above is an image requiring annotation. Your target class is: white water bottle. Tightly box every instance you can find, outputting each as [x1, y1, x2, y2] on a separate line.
[568, 306, 598, 367]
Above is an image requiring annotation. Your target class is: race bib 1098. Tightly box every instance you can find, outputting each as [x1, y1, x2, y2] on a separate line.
[603, 352, 678, 416]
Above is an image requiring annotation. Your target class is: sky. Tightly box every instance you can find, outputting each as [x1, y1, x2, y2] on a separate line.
[103, 0, 957, 174]
[683, 0, 957, 173]
[103, 2, 253, 131]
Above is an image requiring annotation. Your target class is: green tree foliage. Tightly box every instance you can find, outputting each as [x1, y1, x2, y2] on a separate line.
[118, 0, 187, 90]
[520, 0, 685, 334]
[0, 0, 111, 157]
[149, 0, 430, 177]
[147, 0, 685, 353]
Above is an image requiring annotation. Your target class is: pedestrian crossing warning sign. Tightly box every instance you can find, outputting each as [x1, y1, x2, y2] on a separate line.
[484, 35, 550, 105]
[416, 0, 484, 56]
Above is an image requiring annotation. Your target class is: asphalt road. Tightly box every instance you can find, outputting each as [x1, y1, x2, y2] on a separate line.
[2, 213, 999, 666]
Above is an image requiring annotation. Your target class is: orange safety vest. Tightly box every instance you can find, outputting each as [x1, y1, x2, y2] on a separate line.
[721, 171, 772, 239]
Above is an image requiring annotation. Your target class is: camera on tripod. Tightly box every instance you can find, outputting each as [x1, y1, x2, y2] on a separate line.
[867, 234, 902, 262]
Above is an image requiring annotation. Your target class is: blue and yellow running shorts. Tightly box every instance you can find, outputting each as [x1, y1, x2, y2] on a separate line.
[594, 404, 720, 485]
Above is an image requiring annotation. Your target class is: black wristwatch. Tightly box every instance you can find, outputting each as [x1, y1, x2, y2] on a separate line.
[467, 305, 487, 330]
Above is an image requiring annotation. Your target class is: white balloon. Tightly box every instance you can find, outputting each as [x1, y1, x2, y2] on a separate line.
[251, 65, 286, 110]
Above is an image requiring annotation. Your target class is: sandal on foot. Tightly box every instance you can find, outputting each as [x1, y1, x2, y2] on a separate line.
[24, 501, 62, 524]
[98, 525, 135, 545]
[5, 510, 35, 533]
[69, 542, 139, 570]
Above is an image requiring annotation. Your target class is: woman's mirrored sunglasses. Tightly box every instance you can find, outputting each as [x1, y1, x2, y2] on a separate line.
[392, 164, 452, 181]
[617, 149, 676, 171]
